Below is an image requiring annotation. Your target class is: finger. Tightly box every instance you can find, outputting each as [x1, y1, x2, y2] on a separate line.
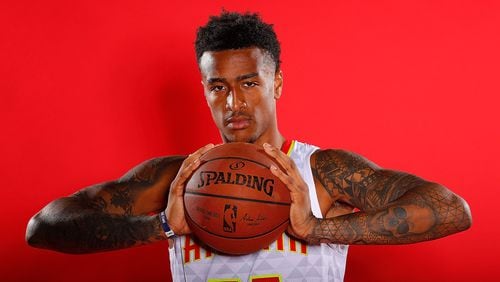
[171, 144, 215, 193]
[262, 142, 285, 160]
[176, 158, 201, 182]
[270, 164, 295, 191]
[264, 144, 307, 190]
[270, 164, 308, 203]
[196, 143, 215, 156]
[186, 143, 215, 163]
[263, 143, 297, 174]
[179, 143, 215, 176]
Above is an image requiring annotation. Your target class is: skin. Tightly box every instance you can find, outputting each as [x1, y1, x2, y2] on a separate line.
[200, 48, 284, 145]
[25, 47, 472, 254]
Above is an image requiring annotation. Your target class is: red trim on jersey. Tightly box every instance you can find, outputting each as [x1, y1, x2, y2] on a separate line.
[281, 139, 292, 153]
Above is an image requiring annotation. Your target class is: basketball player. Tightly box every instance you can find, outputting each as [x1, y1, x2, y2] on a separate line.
[26, 11, 472, 281]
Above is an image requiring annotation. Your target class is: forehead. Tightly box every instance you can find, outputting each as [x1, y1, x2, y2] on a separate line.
[199, 48, 273, 80]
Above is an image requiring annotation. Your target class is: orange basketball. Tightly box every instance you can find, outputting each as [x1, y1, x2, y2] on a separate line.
[184, 142, 291, 255]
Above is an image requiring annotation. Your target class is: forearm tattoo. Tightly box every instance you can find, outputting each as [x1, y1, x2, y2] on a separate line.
[309, 150, 471, 245]
[30, 157, 182, 253]
[67, 189, 165, 251]
[35, 192, 165, 253]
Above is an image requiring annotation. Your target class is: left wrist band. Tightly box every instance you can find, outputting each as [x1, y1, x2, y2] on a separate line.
[159, 211, 176, 238]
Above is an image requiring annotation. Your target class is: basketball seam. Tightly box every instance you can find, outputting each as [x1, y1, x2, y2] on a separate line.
[185, 191, 291, 206]
[186, 210, 290, 240]
[202, 156, 269, 169]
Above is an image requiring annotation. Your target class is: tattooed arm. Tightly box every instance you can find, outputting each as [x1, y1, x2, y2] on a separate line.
[306, 149, 472, 245]
[25, 156, 184, 254]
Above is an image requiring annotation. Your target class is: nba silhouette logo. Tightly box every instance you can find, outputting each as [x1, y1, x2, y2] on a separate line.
[223, 204, 237, 233]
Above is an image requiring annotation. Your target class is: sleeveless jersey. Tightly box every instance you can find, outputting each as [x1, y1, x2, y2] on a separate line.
[168, 140, 349, 282]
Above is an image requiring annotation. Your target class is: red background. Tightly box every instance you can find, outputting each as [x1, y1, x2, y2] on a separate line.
[1, 0, 498, 281]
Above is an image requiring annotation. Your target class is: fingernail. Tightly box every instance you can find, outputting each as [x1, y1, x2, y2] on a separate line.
[263, 143, 271, 148]
[270, 165, 277, 170]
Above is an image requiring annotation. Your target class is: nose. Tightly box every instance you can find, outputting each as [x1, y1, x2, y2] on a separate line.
[225, 89, 247, 111]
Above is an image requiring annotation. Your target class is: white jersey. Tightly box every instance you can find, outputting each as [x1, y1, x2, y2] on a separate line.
[169, 140, 348, 282]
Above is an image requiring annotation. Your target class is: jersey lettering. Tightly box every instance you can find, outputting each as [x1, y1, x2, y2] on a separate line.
[289, 237, 307, 254]
[184, 233, 306, 264]
[250, 274, 282, 282]
[183, 235, 212, 263]
[208, 274, 281, 282]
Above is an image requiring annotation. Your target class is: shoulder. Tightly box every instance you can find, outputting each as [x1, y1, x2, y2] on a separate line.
[311, 148, 380, 172]
[293, 141, 374, 166]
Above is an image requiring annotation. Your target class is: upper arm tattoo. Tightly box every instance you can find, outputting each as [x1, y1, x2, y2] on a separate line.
[307, 150, 471, 245]
[313, 149, 427, 211]
[119, 157, 175, 185]
[74, 156, 182, 216]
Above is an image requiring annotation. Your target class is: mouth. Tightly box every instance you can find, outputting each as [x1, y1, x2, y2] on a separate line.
[225, 115, 252, 130]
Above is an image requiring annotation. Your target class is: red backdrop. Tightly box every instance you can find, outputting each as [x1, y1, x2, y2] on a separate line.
[1, 0, 498, 281]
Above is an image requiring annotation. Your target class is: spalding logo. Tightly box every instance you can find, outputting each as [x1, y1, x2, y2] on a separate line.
[229, 161, 245, 170]
[196, 171, 275, 197]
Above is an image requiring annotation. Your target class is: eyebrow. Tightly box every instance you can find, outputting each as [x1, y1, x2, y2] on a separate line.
[206, 72, 259, 84]
[237, 72, 259, 81]
[207, 77, 226, 84]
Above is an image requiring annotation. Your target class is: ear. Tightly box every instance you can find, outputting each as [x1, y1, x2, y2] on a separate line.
[273, 70, 283, 99]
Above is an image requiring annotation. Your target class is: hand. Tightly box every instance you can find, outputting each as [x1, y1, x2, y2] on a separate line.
[165, 143, 215, 235]
[263, 143, 317, 240]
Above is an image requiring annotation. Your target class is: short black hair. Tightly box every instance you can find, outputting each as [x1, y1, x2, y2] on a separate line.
[195, 11, 281, 70]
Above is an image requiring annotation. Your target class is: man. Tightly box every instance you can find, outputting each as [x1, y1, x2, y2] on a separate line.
[26, 11, 472, 281]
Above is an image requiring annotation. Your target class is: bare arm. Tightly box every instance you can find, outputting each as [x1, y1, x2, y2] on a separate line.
[25, 156, 184, 254]
[308, 149, 472, 244]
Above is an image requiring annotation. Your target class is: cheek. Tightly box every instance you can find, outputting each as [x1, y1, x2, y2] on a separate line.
[206, 96, 221, 111]
[206, 98, 226, 124]
[254, 96, 276, 117]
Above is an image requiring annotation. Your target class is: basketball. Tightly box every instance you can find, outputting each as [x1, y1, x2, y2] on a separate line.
[184, 142, 291, 255]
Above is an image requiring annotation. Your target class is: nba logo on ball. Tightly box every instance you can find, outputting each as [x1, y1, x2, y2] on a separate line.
[184, 142, 291, 255]
[223, 204, 237, 232]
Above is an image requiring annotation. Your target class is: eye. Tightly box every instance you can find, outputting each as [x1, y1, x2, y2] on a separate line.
[209, 85, 226, 93]
[243, 81, 259, 88]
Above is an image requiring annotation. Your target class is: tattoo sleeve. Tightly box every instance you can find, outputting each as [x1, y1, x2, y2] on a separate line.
[309, 149, 472, 245]
[26, 156, 183, 253]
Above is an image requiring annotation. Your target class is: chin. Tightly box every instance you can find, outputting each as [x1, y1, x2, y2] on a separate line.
[223, 133, 257, 144]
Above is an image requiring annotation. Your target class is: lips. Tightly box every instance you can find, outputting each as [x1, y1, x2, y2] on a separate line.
[225, 115, 251, 130]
